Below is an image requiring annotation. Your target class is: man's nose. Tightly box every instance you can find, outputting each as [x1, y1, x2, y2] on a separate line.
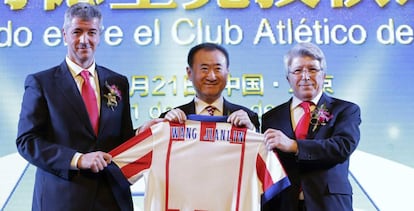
[207, 70, 217, 79]
[79, 33, 88, 43]
[301, 71, 310, 80]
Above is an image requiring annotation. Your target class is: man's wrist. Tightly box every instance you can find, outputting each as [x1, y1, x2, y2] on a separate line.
[70, 152, 83, 170]
[293, 140, 299, 156]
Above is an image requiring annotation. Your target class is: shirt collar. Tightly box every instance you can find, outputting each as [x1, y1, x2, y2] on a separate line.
[65, 56, 96, 77]
[194, 96, 223, 114]
[291, 91, 323, 110]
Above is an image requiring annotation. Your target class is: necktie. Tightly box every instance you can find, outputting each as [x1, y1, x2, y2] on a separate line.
[205, 105, 216, 116]
[295, 101, 311, 140]
[80, 70, 99, 135]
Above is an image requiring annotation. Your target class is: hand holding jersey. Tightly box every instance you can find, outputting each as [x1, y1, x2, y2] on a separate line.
[108, 115, 290, 211]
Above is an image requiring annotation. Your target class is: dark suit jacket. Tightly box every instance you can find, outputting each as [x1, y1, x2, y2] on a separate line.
[16, 61, 135, 211]
[159, 98, 260, 131]
[261, 93, 361, 211]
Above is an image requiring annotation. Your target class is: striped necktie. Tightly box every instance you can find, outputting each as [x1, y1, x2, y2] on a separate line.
[205, 105, 216, 116]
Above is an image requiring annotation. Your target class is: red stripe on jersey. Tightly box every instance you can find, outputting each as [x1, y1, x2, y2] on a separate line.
[256, 154, 274, 190]
[230, 127, 247, 144]
[169, 121, 186, 141]
[165, 128, 175, 211]
[109, 129, 153, 157]
[121, 151, 153, 179]
[200, 122, 217, 142]
[235, 136, 246, 211]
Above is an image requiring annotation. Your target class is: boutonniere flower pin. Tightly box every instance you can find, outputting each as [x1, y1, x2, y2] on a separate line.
[103, 81, 122, 111]
[310, 104, 333, 131]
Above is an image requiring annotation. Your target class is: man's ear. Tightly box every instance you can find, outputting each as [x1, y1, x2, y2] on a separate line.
[186, 67, 192, 81]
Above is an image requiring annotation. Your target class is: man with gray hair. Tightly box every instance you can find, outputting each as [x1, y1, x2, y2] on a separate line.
[261, 42, 361, 211]
[16, 3, 134, 210]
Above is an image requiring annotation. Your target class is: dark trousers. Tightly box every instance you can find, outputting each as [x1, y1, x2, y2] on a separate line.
[298, 200, 306, 211]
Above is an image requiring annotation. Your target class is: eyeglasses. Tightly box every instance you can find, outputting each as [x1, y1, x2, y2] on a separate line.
[288, 68, 322, 76]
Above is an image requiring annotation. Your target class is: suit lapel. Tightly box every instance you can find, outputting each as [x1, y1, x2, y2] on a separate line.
[283, 99, 296, 138]
[96, 67, 110, 136]
[54, 62, 95, 134]
[223, 99, 235, 116]
[97, 67, 128, 136]
[307, 93, 334, 138]
[179, 100, 196, 114]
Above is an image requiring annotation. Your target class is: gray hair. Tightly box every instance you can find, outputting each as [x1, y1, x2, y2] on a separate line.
[63, 3, 103, 32]
[283, 42, 327, 75]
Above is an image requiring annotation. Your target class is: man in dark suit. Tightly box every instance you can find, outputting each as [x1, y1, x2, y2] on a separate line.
[158, 42, 260, 131]
[261, 43, 361, 211]
[16, 3, 135, 211]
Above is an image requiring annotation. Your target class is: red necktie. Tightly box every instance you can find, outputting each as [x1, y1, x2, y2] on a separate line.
[205, 105, 216, 116]
[295, 101, 311, 140]
[80, 70, 99, 135]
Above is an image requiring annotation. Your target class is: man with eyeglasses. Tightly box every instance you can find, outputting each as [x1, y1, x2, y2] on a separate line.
[261, 42, 361, 211]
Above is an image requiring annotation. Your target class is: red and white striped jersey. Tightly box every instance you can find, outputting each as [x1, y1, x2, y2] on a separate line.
[109, 117, 290, 211]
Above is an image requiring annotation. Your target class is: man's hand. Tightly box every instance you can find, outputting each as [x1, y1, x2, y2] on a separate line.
[77, 151, 112, 173]
[164, 108, 187, 123]
[264, 128, 298, 153]
[227, 109, 255, 130]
